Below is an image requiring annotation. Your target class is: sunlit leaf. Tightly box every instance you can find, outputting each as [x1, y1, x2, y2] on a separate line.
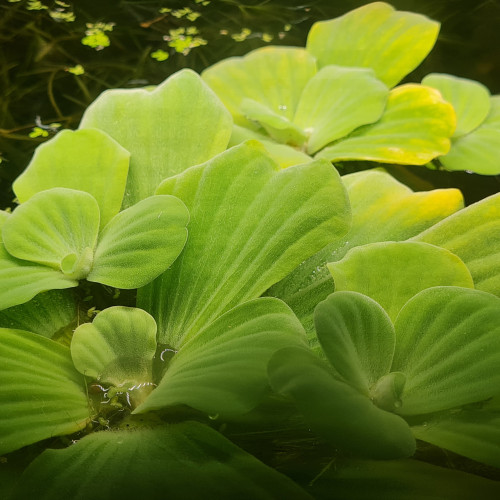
[268, 346, 415, 459]
[293, 65, 388, 154]
[0, 289, 76, 338]
[10, 421, 312, 500]
[392, 286, 500, 415]
[422, 73, 491, 137]
[268, 169, 463, 346]
[314, 291, 395, 394]
[79, 69, 232, 207]
[13, 129, 130, 228]
[317, 84, 455, 165]
[2, 188, 99, 278]
[202, 47, 317, 129]
[141, 142, 350, 347]
[306, 2, 440, 87]
[71, 307, 157, 389]
[328, 241, 473, 321]
[412, 408, 500, 468]
[0, 328, 90, 455]
[88, 195, 189, 289]
[134, 298, 306, 416]
[412, 193, 500, 296]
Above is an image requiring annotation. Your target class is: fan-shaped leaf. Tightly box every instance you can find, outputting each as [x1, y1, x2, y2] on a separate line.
[328, 241, 473, 321]
[392, 286, 500, 415]
[306, 2, 439, 87]
[88, 195, 189, 289]
[79, 70, 232, 207]
[0, 328, 90, 455]
[317, 84, 455, 165]
[13, 129, 130, 228]
[134, 298, 306, 417]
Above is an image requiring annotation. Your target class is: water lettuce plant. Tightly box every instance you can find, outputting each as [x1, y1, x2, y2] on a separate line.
[1, 2, 500, 499]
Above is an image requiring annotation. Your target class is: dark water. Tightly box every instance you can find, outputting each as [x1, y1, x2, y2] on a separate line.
[1, 0, 499, 205]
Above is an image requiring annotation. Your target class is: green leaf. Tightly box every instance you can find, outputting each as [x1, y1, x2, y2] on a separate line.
[314, 291, 395, 395]
[268, 346, 415, 459]
[412, 193, 500, 296]
[392, 286, 500, 415]
[0, 328, 90, 455]
[422, 73, 491, 138]
[13, 129, 130, 228]
[2, 188, 99, 278]
[87, 195, 189, 289]
[310, 458, 500, 499]
[79, 69, 232, 207]
[202, 47, 317, 129]
[439, 96, 500, 175]
[142, 142, 350, 347]
[412, 408, 500, 468]
[10, 421, 312, 500]
[268, 169, 463, 347]
[316, 84, 455, 165]
[0, 243, 77, 311]
[306, 2, 440, 88]
[328, 241, 474, 321]
[134, 298, 306, 417]
[71, 307, 157, 390]
[293, 65, 388, 154]
[0, 289, 76, 338]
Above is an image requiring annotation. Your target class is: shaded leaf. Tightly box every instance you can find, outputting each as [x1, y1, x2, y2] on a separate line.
[10, 421, 312, 500]
[134, 298, 306, 417]
[141, 142, 350, 347]
[392, 287, 500, 415]
[306, 2, 440, 87]
[268, 346, 415, 459]
[88, 195, 189, 289]
[412, 193, 500, 296]
[328, 241, 473, 321]
[79, 70, 232, 207]
[317, 84, 455, 165]
[294, 65, 388, 154]
[13, 129, 130, 228]
[314, 291, 395, 394]
[0, 328, 90, 455]
[422, 73, 491, 138]
[71, 307, 157, 388]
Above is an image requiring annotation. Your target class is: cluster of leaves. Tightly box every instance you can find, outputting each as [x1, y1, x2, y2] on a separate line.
[1, 3, 500, 499]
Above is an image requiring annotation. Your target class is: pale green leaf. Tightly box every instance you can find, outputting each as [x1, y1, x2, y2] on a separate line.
[306, 2, 440, 87]
[293, 65, 388, 154]
[0, 328, 90, 455]
[392, 286, 500, 415]
[314, 291, 395, 395]
[13, 129, 130, 228]
[2, 188, 99, 278]
[412, 408, 500, 468]
[79, 69, 232, 207]
[328, 241, 474, 321]
[311, 458, 500, 499]
[317, 84, 455, 165]
[422, 73, 491, 138]
[134, 298, 306, 417]
[0, 289, 76, 338]
[10, 421, 312, 500]
[141, 142, 350, 347]
[88, 195, 189, 288]
[412, 193, 500, 295]
[268, 346, 415, 459]
[268, 169, 463, 347]
[71, 307, 157, 389]
[202, 47, 317, 129]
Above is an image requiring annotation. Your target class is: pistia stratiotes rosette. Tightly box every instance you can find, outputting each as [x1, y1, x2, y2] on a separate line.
[202, 2, 456, 168]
